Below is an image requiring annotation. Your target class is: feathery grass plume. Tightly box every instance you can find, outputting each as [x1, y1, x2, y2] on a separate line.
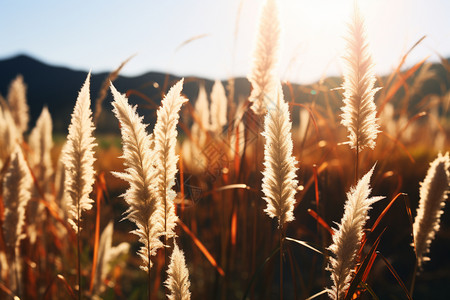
[247, 0, 281, 115]
[261, 83, 298, 228]
[165, 243, 191, 300]
[7, 75, 29, 135]
[110, 83, 164, 271]
[327, 165, 383, 300]
[63, 73, 97, 232]
[153, 79, 188, 239]
[340, 4, 380, 152]
[0, 105, 19, 170]
[412, 152, 450, 268]
[0, 93, 8, 109]
[229, 118, 245, 161]
[228, 100, 247, 161]
[0, 251, 7, 282]
[210, 80, 227, 134]
[2, 146, 32, 253]
[191, 84, 210, 147]
[2, 146, 32, 295]
[28, 106, 54, 189]
[27, 106, 54, 244]
[298, 108, 310, 142]
[93, 221, 130, 298]
[379, 102, 396, 137]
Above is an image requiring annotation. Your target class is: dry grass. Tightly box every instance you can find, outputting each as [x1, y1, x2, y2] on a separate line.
[0, 1, 449, 300]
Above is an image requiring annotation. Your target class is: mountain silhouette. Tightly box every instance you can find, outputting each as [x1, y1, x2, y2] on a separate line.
[0, 54, 252, 133]
[0, 54, 448, 134]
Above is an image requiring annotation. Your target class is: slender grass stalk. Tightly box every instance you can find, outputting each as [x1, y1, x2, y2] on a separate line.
[340, 3, 381, 182]
[63, 73, 97, 299]
[248, 0, 281, 115]
[153, 79, 188, 246]
[77, 224, 81, 300]
[279, 229, 283, 300]
[409, 259, 418, 296]
[261, 83, 298, 227]
[355, 143, 359, 183]
[261, 83, 298, 299]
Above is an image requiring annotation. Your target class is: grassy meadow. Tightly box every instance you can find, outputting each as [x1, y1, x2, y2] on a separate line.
[0, 1, 449, 300]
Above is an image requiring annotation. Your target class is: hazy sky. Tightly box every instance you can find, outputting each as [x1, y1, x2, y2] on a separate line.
[1, 0, 450, 83]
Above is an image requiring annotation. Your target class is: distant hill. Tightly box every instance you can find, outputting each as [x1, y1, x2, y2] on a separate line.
[0, 54, 251, 133]
[0, 54, 448, 133]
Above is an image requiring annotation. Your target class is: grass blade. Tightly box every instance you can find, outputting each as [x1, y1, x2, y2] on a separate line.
[178, 220, 225, 276]
[305, 289, 328, 300]
[370, 193, 406, 232]
[43, 274, 76, 300]
[376, 251, 412, 300]
[378, 57, 428, 116]
[0, 281, 16, 299]
[307, 209, 334, 236]
[361, 282, 379, 300]
[285, 237, 323, 255]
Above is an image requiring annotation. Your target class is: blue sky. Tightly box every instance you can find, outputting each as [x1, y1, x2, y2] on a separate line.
[1, 0, 450, 83]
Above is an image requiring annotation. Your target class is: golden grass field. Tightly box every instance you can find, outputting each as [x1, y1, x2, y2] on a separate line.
[0, 1, 449, 300]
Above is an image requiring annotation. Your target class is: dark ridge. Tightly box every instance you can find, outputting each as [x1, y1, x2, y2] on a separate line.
[0, 54, 448, 133]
